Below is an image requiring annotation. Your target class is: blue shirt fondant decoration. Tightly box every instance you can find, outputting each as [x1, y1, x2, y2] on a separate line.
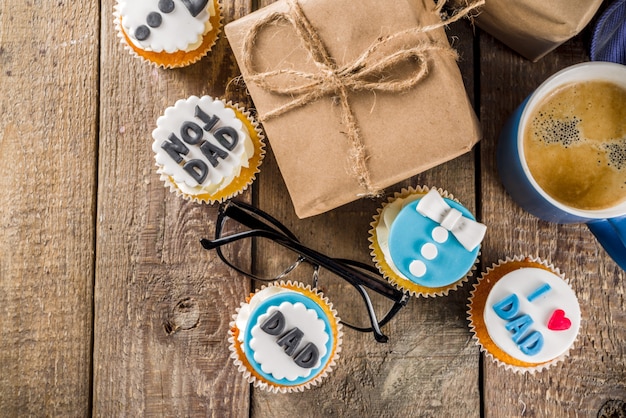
[388, 196, 481, 288]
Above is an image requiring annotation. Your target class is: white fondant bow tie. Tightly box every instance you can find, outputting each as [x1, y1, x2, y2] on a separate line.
[416, 189, 487, 251]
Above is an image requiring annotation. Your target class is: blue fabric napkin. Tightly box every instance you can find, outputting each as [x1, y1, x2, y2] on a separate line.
[590, 0, 626, 64]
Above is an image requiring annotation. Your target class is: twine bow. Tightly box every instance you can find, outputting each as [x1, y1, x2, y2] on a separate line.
[241, 0, 484, 196]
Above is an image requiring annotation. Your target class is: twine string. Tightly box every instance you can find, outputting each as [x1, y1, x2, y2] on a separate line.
[241, 0, 484, 195]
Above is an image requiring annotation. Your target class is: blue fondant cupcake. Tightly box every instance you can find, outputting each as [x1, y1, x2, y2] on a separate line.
[369, 186, 486, 297]
[228, 281, 342, 393]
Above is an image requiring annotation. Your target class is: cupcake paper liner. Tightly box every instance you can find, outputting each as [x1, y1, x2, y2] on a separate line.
[369, 185, 480, 297]
[114, 0, 222, 69]
[228, 281, 343, 393]
[467, 255, 580, 374]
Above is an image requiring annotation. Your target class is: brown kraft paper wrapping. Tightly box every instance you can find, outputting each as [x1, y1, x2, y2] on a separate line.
[225, 0, 481, 218]
[475, 0, 603, 61]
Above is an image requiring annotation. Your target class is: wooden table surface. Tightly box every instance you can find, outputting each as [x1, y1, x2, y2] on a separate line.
[1, 0, 625, 417]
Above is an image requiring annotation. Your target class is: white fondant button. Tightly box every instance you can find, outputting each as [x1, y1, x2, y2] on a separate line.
[432, 226, 449, 243]
[409, 260, 427, 277]
[421, 243, 438, 260]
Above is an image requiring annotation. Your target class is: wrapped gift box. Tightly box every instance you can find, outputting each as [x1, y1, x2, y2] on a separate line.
[474, 0, 603, 61]
[226, 0, 481, 218]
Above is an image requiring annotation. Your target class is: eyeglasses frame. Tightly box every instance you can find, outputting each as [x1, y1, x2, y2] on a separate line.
[200, 200, 409, 343]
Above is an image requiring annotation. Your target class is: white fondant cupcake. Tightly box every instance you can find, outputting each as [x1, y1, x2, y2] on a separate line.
[229, 281, 342, 393]
[152, 95, 265, 203]
[369, 186, 486, 297]
[468, 256, 581, 373]
[114, 0, 222, 68]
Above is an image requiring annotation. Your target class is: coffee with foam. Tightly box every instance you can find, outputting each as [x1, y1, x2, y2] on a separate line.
[523, 80, 626, 211]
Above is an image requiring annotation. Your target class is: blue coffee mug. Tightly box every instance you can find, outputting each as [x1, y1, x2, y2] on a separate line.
[497, 62, 626, 270]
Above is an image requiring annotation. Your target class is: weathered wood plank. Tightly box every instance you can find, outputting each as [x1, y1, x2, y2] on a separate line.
[479, 29, 626, 417]
[250, 0, 481, 415]
[0, 2, 99, 416]
[93, 1, 253, 416]
[7, 1, 623, 417]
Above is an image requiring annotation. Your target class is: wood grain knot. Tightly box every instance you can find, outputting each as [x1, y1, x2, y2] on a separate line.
[163, 297, 200, 335]
[598, 399, 626, 418]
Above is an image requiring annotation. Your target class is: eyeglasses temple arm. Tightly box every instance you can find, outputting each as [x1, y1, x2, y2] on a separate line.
[222, 202, 300, 242]
[353, 283, 389, 343]
[344, 294, 409, 335]
[218, 203, 405, 301]
[200, 229, 286, 250]
[281, 239, 407, 303]
[273, 239, 411, 343]
[203, 228, 404, 303]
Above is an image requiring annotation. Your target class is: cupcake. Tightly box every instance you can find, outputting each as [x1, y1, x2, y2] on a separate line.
[468, 256, 581, 373]
[369, 186, 486, 297]
[229, 281, 343, 393]
[114, 0, 221, 68]
[152, 95, 265, 203]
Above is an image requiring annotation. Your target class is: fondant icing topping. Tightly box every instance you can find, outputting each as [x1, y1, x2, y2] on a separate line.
[377, 192, 481, 288]
[119, 0, 214, 53]
[547, 309, 572, 331]
[152, 95, 254, 196]
[250, 301, 329, 381]
[484, 267, 580, 363]
[416, 189, 486, 251]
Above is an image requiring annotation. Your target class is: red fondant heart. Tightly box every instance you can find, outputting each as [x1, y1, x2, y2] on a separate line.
[547, 309, 571, 331]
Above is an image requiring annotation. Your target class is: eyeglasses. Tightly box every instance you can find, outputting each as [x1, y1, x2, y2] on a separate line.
[200, 200, 409, 342]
